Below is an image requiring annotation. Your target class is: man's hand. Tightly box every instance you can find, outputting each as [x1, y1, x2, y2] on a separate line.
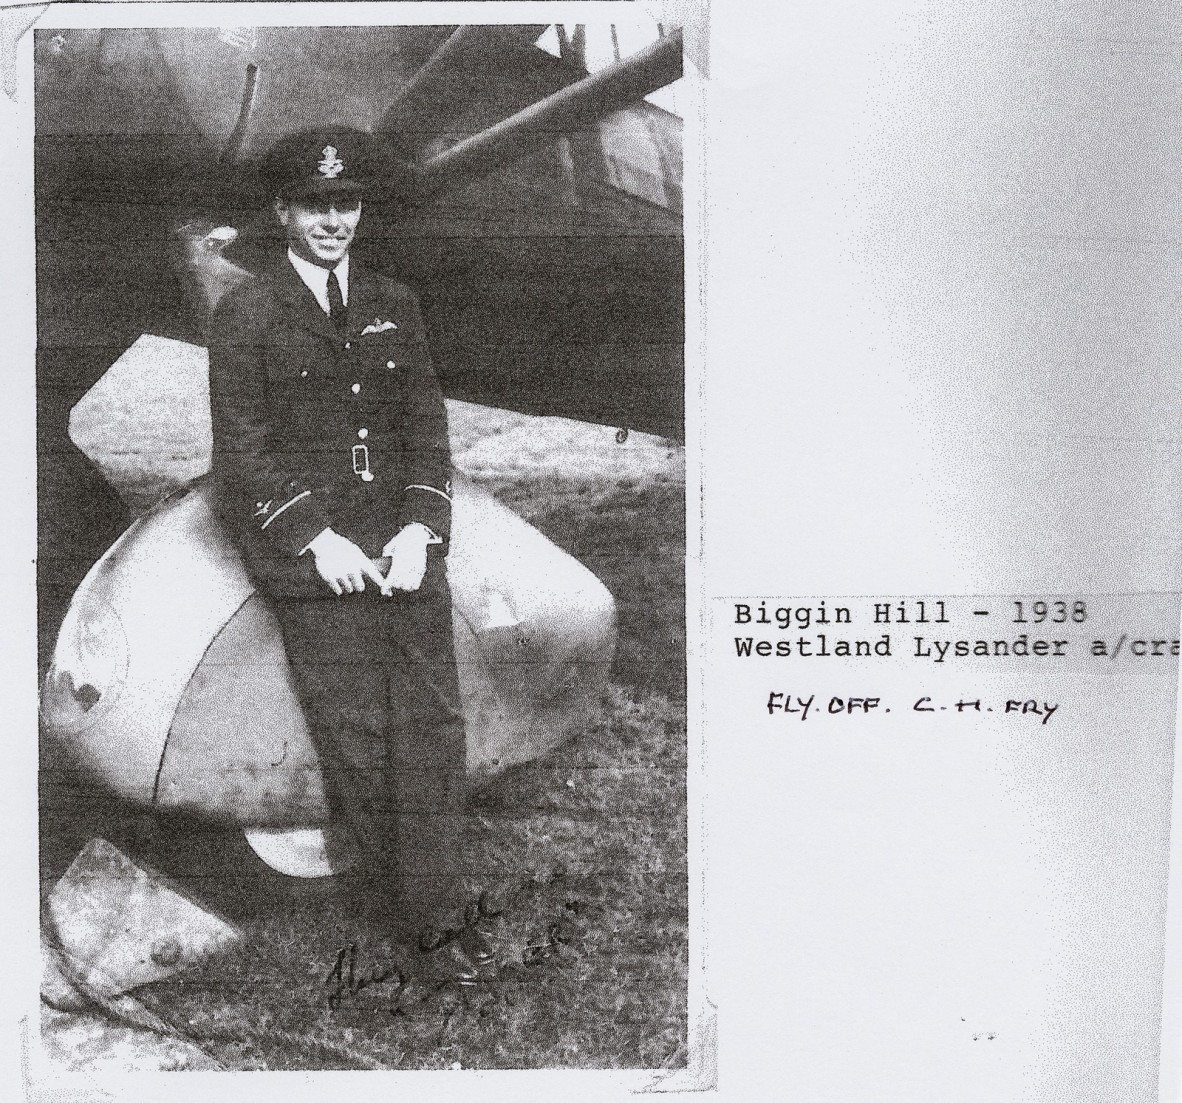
[380, 523, 434, 593]
[306, 528, 389, 596]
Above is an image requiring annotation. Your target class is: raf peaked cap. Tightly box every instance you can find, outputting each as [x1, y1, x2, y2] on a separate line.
[260, 126, 384, 199]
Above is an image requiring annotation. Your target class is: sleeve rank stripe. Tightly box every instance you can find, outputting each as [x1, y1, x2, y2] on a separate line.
[405, 483, 452, 502]
[259, 489, 312, 529]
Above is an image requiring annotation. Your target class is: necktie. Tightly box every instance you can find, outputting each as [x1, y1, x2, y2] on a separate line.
[326, 269, 347, 335]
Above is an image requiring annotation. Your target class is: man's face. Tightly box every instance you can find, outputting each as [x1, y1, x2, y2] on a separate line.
[274, 193, 361, 267]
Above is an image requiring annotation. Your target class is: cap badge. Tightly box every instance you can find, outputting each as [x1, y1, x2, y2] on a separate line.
[318, 145, 344, 179]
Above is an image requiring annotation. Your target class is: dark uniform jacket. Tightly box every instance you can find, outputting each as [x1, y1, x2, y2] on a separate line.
[208, 258, 453, 597]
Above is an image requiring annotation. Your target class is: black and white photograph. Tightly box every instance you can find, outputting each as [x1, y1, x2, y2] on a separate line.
[29, 9, 694, 1080]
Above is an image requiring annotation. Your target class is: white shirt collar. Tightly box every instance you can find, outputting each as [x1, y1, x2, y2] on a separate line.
[286, 248, 349, 314]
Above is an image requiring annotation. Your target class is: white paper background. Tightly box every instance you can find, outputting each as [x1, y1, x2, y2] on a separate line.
[705, 2, 1182, 1100]
[699, 2, 1182, 1101]
[708, 0, 1182, 593]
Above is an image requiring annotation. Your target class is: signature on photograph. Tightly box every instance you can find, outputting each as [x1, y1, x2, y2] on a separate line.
[323, 889, 577, 1014]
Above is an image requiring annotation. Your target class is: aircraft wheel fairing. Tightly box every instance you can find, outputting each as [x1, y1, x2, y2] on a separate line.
[42, 475, 616, 851]
[42, 591, 129, 735]
[40, 484, 255, 807]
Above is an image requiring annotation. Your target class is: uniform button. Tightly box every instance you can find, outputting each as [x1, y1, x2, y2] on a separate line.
[360, 471, 374, 482]
[351, 383, 361, 394]
[358, 428, 368, 439]
[344, 342, 351, 349]
[300, 370, 308, 377]
[386, 360, 395, 369]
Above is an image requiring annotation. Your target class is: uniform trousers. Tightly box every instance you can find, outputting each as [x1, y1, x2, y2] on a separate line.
[270, 554, 466, 935]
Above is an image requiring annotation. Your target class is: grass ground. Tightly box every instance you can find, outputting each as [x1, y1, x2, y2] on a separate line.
[41, 408, 688, 1071]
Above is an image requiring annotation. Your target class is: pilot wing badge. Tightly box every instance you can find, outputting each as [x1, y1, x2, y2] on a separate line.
[361, 318, 398, 336]
[317, 145, 344, 179]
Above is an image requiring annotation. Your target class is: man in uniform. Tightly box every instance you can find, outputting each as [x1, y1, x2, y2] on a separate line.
[207, 127, 469, 950]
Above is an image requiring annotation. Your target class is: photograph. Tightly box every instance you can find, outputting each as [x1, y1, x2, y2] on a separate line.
[31, 14, 690, 1076]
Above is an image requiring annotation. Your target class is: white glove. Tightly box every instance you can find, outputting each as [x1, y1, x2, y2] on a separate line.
[380, 523, 435, 593]
[305, 528, 389, 596]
